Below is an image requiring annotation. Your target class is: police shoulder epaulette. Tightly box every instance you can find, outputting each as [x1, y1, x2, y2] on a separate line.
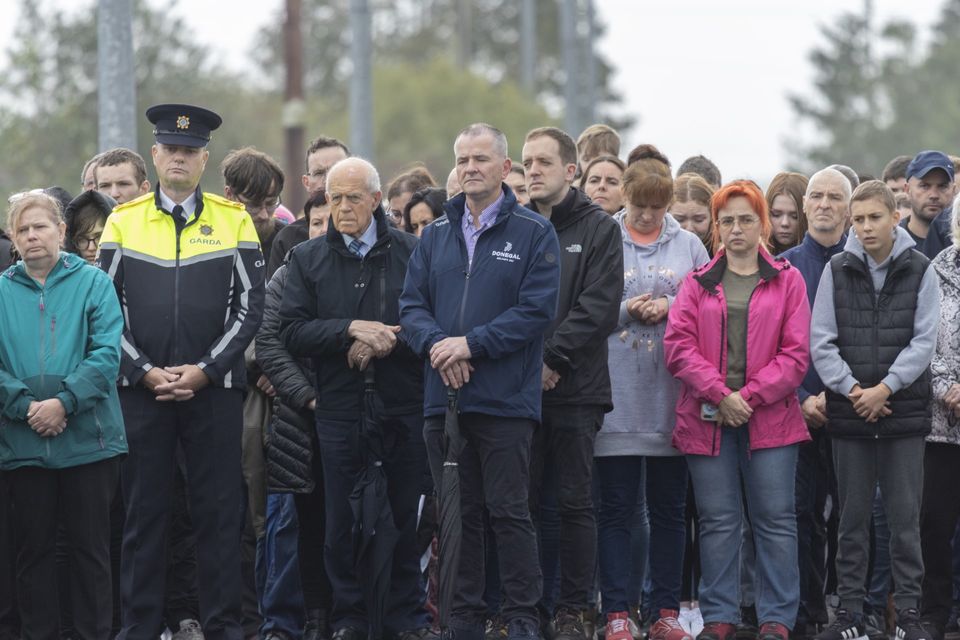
[112, 191, 154, 213]
[204, 192, 247, 211]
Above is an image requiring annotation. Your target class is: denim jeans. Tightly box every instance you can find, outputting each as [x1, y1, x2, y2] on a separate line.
[687, 427, 799, 628]
[256, 493, 306, 638]
[628, 464, 650, 611]
[597, 455, 687, 618]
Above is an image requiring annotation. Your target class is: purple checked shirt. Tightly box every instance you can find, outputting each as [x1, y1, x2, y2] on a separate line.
[462, 192, 504, 267]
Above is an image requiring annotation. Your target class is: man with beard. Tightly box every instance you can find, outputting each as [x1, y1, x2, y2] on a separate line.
[902, 150, 954, 259]
[222, 147, 286, 266]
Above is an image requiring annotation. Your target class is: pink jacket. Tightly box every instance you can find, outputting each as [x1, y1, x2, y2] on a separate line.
[664, 248, 811, 455]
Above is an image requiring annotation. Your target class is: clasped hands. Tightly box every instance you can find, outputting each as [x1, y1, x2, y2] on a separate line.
[26, 399, 67, 437]
[429, 336, 473, 389]
[849, 383, 892, 423]
[346, 320, 401, 371]
[143, 364, 210, 401]
[944, 384, 960, 418]
[716, 391, 753, 427]
[626, 294, 669, 325]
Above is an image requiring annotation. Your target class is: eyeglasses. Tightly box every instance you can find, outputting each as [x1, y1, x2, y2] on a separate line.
[7, 188, 45, 203]
[238, 196, 281, 216]
[76, 235, 100, 250]
[717, 214, 760, 230]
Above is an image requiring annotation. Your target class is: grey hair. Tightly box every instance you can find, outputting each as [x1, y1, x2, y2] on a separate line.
[806, 168, 852, 201]
[454, 123, 508, 160]
[325, 157, 381, 194]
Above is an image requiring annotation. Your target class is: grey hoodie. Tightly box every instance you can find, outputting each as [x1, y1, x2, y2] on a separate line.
[811, 225, 939, 397]
[595, 211, 709, 457]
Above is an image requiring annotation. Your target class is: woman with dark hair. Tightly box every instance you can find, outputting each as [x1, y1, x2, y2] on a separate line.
[597, 146, 708, 640]
[402, 187, 446, 238]
[63, 190, 117, 264]
[673, 173, 716, 254]
[664, 181, 810, 640]
[386, 164, 436, 226]
[765, 172, 809, 255]
[0, 192, 127, 640]
[580, 154, 625, 215]
[505, 165, 529, 206]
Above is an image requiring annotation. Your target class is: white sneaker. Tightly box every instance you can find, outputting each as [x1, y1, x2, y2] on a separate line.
[688, 608, 703, 638]
[677, 609, 693, 636]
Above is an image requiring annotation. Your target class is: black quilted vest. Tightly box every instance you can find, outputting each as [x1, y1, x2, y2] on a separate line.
[825, 248, 931, 438]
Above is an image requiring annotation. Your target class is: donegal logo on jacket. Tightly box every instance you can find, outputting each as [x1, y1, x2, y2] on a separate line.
[492, 241, 521, 263]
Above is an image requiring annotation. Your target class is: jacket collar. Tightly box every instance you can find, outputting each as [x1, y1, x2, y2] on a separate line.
[153, 182, 205, 221]
[800, 231, 847, 257]
[529, 186, 597, 230]
[694, 246, 787, 294]
[326, 203, 392, 257]
[443, 183, 520, 231]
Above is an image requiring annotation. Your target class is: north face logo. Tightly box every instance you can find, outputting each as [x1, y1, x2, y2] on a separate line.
[566, 244, 582, 253]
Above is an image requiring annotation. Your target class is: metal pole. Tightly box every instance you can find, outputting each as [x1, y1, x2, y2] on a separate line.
[584, 0, 597, 124]
[561, 0, 581, 135]
[283, 0, 306, 217]
[520, 0, 536, 93]
[456, 0, 472, 69]
[349, 0, 374, 159]
[97, 0, 136, 151]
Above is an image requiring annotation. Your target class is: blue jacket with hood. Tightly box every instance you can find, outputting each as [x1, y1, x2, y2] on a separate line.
[400, 185, 561, 421]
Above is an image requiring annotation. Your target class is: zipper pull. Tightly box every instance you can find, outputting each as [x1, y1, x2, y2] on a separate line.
[39, 290, 44, 311]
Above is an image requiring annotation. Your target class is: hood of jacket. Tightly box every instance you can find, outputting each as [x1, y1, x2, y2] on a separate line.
[529, 186, 601, 231]
[843, 223, 917, 266]
[62, 190, 116, 255]
[692, 244, 790, 294]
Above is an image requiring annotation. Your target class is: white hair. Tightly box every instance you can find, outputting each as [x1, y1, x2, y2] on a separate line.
[806, 167, 852, 201]
[325, 157, 381, 194]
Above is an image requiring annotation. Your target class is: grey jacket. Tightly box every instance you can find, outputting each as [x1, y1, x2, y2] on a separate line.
[929, 246, 960, 444]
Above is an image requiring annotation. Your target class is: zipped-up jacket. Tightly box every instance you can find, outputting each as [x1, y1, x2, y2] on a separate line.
[529, 187, 623, 411]
[664, 248, 811, 455]
[0, 253, 127, 470]
[98, 186, 265, 389]
[400, 185, 561, 421]
[280, 206, 424, 420]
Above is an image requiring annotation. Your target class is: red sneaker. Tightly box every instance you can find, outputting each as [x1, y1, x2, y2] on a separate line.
[757, 623, 789, 640]
[606, 612, 635, 640]
[650, 610, 694, 640]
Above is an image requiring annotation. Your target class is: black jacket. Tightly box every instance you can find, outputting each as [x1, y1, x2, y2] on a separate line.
[280, 206, 424, 421]
[530, 187, 623, 410]
[0, 232, 12, 271]
[258, 262, 316, 493]
[268, 218, 309, 280]
[826, 248, 932, 438]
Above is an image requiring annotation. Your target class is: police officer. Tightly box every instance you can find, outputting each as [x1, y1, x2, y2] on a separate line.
[98, 104, 266, 640]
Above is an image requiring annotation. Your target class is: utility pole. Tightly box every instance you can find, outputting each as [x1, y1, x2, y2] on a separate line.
[561, 0, 581, 135]
[349, 0, 374, 159]
[97, 0, 136, 151]
[456, 0, 473, 69]
[520, 0, 536, 93]
[283, 0, 306, 216]
[584, 0, 597, 124]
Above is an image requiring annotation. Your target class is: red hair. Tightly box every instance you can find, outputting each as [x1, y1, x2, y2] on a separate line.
[709, 180, 772, 253]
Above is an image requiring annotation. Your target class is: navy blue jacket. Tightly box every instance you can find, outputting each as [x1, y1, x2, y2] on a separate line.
[919, 206, 952, 260]
[779, 232, 847, 403]
[399, 185, 561, 421]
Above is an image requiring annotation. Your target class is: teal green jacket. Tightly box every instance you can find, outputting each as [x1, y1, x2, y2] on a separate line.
[0, 253, 127, 470]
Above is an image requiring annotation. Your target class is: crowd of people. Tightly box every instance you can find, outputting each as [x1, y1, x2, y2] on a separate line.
[1, 104, 959, 640]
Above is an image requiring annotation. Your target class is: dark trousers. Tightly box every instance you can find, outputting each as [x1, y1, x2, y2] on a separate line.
[294, 449, 332, 613]
[597, 456, 687, 617]
[921, 442, 960, 627]
[528, 405, 601, 613]
[316, 413, 428, 634]
[164, 454, 201, 628]
[7, 457, 120, 640]
[0, 473, 19, 640]
[795, 432, 829, 626]
[424, 412, 542, 630]
[117, 387, 244, 640]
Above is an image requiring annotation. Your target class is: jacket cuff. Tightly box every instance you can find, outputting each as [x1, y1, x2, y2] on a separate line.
[55, 390, 77, 415]
[739, 386, 755, 406]
[543, 345, 570, 375]
[466, 334, 486, 359]
[881, 373, 902, 395]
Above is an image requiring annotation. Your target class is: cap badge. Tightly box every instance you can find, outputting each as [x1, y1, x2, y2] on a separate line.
[176, 115, 190, 130]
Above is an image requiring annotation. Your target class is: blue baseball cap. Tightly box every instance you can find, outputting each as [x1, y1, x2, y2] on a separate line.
[906, 150, 955, 182]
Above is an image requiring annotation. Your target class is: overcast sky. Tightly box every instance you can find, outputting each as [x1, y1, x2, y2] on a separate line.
[0, 0, 945, 183]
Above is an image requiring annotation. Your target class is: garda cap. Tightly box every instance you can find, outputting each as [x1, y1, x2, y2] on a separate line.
[146, 103, 222, 148]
